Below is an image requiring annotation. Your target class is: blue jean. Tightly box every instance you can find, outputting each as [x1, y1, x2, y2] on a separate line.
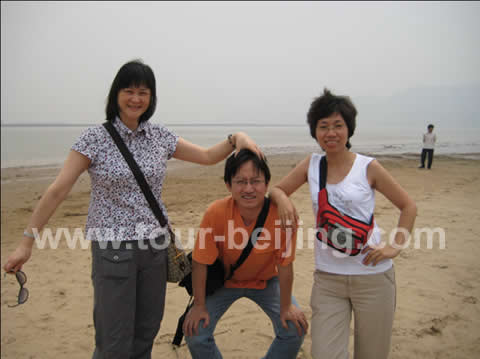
[185, 276, 304, 359]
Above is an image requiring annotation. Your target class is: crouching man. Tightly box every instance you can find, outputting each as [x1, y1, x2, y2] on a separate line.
[183, 149, 307, 359]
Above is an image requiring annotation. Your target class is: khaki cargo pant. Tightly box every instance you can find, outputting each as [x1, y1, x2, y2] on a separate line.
[310, 266, 396, 359]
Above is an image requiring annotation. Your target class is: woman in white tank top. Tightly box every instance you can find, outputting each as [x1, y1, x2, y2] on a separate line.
[269, 89, 417, 359]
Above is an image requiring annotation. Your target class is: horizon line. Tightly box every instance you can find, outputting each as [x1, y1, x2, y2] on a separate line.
[0, 122, 305, 128]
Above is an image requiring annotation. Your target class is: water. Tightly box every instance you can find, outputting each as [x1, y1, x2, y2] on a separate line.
[2, 123, 480, 168]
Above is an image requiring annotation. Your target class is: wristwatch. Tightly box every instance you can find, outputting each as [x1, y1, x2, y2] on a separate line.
[227, 134, 236, 149]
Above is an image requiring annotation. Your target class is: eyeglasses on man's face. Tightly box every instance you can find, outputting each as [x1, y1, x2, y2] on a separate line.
[232, 178, 265, 187]
[4, 270, 29, 307]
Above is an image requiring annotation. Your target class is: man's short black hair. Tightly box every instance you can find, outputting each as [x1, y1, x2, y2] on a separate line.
[224, 149, 271, 186]
[428, 124, 434, 129]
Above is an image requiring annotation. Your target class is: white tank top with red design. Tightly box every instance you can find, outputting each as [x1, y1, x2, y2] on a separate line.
[308, 152, 392, 275]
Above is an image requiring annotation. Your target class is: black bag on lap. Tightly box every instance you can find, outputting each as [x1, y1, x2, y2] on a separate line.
[179, 253, 225, 297]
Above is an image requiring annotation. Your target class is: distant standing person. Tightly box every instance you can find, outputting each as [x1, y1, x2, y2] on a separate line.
[419, 124, 436, 169]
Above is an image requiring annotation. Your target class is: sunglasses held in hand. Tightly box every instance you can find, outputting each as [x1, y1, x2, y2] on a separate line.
[4, 270, 29, 307]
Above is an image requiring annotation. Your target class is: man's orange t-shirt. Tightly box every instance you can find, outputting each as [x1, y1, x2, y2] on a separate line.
[192, 196, 296, 290]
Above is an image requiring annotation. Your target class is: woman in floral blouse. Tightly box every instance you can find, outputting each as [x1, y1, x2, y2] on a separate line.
[4, 59, 262, 359]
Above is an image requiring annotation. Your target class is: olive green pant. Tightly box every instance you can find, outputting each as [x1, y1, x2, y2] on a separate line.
[91, 238, 167, 359]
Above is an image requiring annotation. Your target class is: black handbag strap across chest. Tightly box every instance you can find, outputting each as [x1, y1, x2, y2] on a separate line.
[319, 155, 327, 191]
[227, 196, 270, 280]
[103, 121, 168, 228]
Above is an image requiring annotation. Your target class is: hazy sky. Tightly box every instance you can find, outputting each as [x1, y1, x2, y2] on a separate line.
[2, 1, 479, 125]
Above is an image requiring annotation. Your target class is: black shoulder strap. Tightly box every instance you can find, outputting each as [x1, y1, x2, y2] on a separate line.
[319, 155, 327, 191]
[172, 297, 193, 346]
[226, 197, 271, 280]
[103, 121, 168, 227]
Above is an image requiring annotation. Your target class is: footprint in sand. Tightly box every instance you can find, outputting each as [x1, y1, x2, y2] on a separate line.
[456, 281, 474, 290]
[416, 313, 461, 337]
[40, 313, 53, 322]
[463, 296, 478, 304]
[55, 289, 66, 297]
[63, 212, 87, 217]
[392, 327, 417, 337]
[15, 207, 33, 214]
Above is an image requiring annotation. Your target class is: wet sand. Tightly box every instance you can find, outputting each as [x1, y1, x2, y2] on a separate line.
[1, 153, 479, 358]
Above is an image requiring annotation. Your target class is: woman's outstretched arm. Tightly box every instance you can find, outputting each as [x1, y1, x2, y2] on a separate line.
[173, 132, 262, 165]
[3, 150, 90, 273]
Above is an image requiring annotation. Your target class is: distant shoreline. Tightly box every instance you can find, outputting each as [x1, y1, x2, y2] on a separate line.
[1, 123, 96, 127]
[1, 123, 305, 128]
[3, 124, 479, 169]
[1, 152, 479, 172]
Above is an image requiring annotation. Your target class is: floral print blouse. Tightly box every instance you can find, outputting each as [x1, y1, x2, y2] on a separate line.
[72, 118, 178, 241]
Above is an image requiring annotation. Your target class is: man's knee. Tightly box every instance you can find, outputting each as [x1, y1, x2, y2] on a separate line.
[279, 321, 305, 345]
[185, 321, 213, 347]
[185, 333, 201, 347]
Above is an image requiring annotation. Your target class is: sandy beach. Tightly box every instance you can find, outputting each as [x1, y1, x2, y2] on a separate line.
[1, 152, 479, 359]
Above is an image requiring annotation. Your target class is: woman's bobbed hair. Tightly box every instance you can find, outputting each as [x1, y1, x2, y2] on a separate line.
[105, 59, 157, 123]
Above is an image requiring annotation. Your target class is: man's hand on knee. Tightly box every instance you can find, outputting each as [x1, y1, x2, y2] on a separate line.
[183, 304, 210, 337]
[280, 304, 309, 336]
